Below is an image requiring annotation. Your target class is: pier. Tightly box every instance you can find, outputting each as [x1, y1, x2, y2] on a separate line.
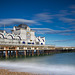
[0, 42, 75, 58]
[0, 24, 75, 58]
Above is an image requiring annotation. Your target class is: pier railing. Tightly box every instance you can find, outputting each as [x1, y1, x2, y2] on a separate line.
[0, 38, 75, 51]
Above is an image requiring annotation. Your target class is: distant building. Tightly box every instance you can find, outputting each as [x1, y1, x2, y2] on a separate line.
[0, 24, 45, 45]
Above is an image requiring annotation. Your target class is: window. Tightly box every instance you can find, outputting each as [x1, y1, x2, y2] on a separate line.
[28, 42, 31, 44]
[32, 43, 34, 44]
[41, 43, 43, 45]
[22, 41, 25, 44]
[38, 39, 40, 41]
[42, 39, 44, 42]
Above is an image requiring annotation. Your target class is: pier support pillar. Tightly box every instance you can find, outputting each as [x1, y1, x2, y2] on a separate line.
[2, 51, 3, 57]
[24, 50, 27, 56]
[10, 51, 11, 57]
[0, 51, 3, 58]
[28, 50, 31, 56]
[32, 50, 34, 56]
[44, 50, 45, 55]
[44, 50, 48, 55]
[48, 50, 50, 54]
[5, 50, 8, 58]
[47, 50, 49, 55]
[16, 50, 18, 58]
[13, 51, 15, 57]
[42, 50, 44, 55]
[36, 50, 40, 56]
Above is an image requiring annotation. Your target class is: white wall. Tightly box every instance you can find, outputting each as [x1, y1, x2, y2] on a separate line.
[20, 29, 26, 40]
[35, 36, 45, 45]
[30, 31, 35, 41]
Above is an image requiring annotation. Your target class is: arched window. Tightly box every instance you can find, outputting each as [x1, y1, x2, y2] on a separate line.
[38, 39, 40, 41]
[17, 36, 21, 40]
[8, 35, 13, 39]
[14, 36, 21, 40]
[0, 34, 4, 38]
[42, 39, 44, 42]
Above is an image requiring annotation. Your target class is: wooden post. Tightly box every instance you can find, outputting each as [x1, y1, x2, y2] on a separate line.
[42, 50, 44, 55]
[5, 47, 9, 58]
[13, 51, 15, 57]
[24, 50, 27, 56]
[2, 51, 3, 57]
[44, 50, 46, 55]
[46, 50, 48, 55]
[10, 51, 11, 57]
[48, 50, 50, 54]
[32, 50, 34, 56]
[5, 50, 8, 58]
[0, 51, 3, 58]
[16, 50, 18, 58]
[28, 50, 31, 56]
[36, 50, 40, 56]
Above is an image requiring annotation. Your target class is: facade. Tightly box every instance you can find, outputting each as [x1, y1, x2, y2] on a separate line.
[0, 24, 45, 45]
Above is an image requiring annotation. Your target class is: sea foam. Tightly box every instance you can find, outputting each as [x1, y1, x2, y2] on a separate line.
[0, 61, 75, 75]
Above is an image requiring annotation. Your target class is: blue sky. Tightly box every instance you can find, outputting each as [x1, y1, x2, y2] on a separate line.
[0, 0, 75, 47]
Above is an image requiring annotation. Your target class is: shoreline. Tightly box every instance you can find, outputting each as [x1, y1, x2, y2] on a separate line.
[0, 68, 42, 75]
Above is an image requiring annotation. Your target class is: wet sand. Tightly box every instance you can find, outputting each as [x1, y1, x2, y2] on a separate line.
[0, 68, 42, 75]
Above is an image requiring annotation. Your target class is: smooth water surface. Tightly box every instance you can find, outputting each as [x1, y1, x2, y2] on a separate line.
[0, 52, 75, 75]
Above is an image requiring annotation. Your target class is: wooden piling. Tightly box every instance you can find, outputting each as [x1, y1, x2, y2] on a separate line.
[32, 50, 34, 56]
[16, 50, 18, 58]
[24, 50, 27, 56]
[36, 50, 40, 56]
[28, 50, 31, 56]
[5, 50, 8, 58]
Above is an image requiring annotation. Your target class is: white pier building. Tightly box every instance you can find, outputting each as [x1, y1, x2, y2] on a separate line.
[0, 24, 45, 45]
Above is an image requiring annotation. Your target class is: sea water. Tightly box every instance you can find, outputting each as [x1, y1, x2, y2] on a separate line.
[0, 52, 75, 75]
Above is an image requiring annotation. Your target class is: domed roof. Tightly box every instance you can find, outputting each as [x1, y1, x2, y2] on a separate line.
[18, 24, 29, 29]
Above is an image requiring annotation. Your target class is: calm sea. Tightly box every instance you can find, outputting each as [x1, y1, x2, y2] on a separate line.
[0, 52, 75, 75]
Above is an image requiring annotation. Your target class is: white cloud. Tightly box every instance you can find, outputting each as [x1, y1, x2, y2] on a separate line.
[51, 8, 75, 25]
[60, 33, 75, 36]
[69, 5, 75, 9]
[0, 19, 37, 27]
[53, 10, 71, 17]
[59, 17, 75, 23]
[52, 39, 75, 42]
[33, 12, 53, 23]
[31, 28, 74, 34]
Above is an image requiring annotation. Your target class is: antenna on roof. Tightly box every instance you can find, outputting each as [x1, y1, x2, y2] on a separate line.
[3, 24, 6, 34]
